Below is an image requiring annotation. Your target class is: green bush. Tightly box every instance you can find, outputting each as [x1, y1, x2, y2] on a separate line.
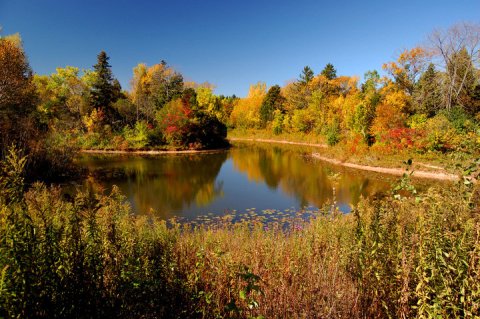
[442, 107, 477, 134]
[325, 120, 341, 146]
[272, 110, 284, 135]
[123, 121, 150, 149]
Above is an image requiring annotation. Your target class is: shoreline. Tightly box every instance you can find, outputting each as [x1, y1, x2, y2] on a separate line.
[229, 137, 460, 181]
[79, 148, 230, 155]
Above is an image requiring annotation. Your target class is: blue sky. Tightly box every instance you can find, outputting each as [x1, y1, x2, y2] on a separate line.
[1, 0, 479, 96]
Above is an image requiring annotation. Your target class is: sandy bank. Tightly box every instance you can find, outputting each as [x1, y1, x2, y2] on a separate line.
[80, 148, 228, 155]
[311, 153, 459, 181]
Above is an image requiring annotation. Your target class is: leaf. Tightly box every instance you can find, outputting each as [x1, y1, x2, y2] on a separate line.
[239, 290, 247, 300]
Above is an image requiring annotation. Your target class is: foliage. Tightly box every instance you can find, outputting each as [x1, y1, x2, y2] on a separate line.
[271, 110, 284, 135]
[382, 47, 429, 95]
[325, 119, 341, 146]
[229, 83, 266, 129]
[0, 36, 37, 153]
[441, 106, 477, 134]
[157, 98, 227, 149]
[122, 121, 150, 149]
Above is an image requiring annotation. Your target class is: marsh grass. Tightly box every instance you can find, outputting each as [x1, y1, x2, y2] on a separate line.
[1, 147, 479, 318]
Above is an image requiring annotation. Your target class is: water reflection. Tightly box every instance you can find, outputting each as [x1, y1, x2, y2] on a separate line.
[74, 142, 397, 219]
[75, 153, 227, 219]
[230, 143, 390, 210]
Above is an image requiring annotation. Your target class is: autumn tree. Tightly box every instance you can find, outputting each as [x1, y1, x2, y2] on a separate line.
[196, 87, 222, 119]
[130, 63, 150, 122]
[130, 61, 184, 123]
[0, 35, 35, 118]
[229, 82, 266, 128]
[33, 66, 95, 130]
[148, 61, 184, 109]
[383, 47, 429, 96]
[0, 35, 37, 153]
[353, 71, 381, 142]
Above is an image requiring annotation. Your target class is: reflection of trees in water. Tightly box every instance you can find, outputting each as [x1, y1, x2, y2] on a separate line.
[80, 153, 228, 217]
[231, 144, 389, 209]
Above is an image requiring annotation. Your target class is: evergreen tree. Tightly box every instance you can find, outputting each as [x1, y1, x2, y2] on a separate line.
[299, 66, 314, 85]
[90, 51, 121, 125]
[321, 63, 337, 80]
[112, 78, 124, 101]
[414, 63, 442, 117]
[91, 51, 115, 108]
[260, 85, 284, 127]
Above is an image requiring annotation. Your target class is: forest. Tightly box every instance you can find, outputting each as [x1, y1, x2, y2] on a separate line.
[1, 22, 480, 318]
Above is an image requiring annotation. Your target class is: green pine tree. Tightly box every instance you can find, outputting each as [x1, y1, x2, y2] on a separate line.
[260, 85, 284, 127]
[414, 63, 442, 117]
[299, 66, 314, 85]
[90, 51, 121, 125]
[91, 51, 115, 108]
[321, 63, 337, 80]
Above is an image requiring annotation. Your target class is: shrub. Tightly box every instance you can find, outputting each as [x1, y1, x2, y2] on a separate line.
[375, 127, 424, 151]
[123, 121, 149, 149]
[272, 110, 284, 135]
[442, 106, 477, 134]
[422, 115, 460, 152]
[408, 113, 428, 129]
[325, 120, 341, 146]
[291, 108, 316, 133]
[157, 98, 226, 149]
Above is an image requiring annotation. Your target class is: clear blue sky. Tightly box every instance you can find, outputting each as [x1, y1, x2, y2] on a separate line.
[1, 0, 479, 96]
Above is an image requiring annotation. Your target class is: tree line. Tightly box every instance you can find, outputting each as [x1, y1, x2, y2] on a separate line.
[0, 34, 231, 168]
[230, 22, 480, 154]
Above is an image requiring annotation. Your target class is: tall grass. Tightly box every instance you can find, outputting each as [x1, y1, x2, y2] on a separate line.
[0, 148, 193, 318]
[0, 147, 479, 318]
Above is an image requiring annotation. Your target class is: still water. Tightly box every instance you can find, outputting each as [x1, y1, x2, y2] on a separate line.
[73, 142, 401, 220]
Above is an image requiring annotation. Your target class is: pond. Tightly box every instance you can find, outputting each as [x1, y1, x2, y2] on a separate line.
[72, 141, 420, 220]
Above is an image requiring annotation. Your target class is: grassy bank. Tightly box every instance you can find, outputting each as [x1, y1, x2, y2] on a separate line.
[1, 148, 480, 318]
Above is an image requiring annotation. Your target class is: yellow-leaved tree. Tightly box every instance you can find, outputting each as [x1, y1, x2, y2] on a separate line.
[229, 82, 266, 128]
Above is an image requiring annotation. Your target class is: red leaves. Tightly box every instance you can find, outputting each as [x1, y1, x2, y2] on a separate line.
[377, 128, 425, 151]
